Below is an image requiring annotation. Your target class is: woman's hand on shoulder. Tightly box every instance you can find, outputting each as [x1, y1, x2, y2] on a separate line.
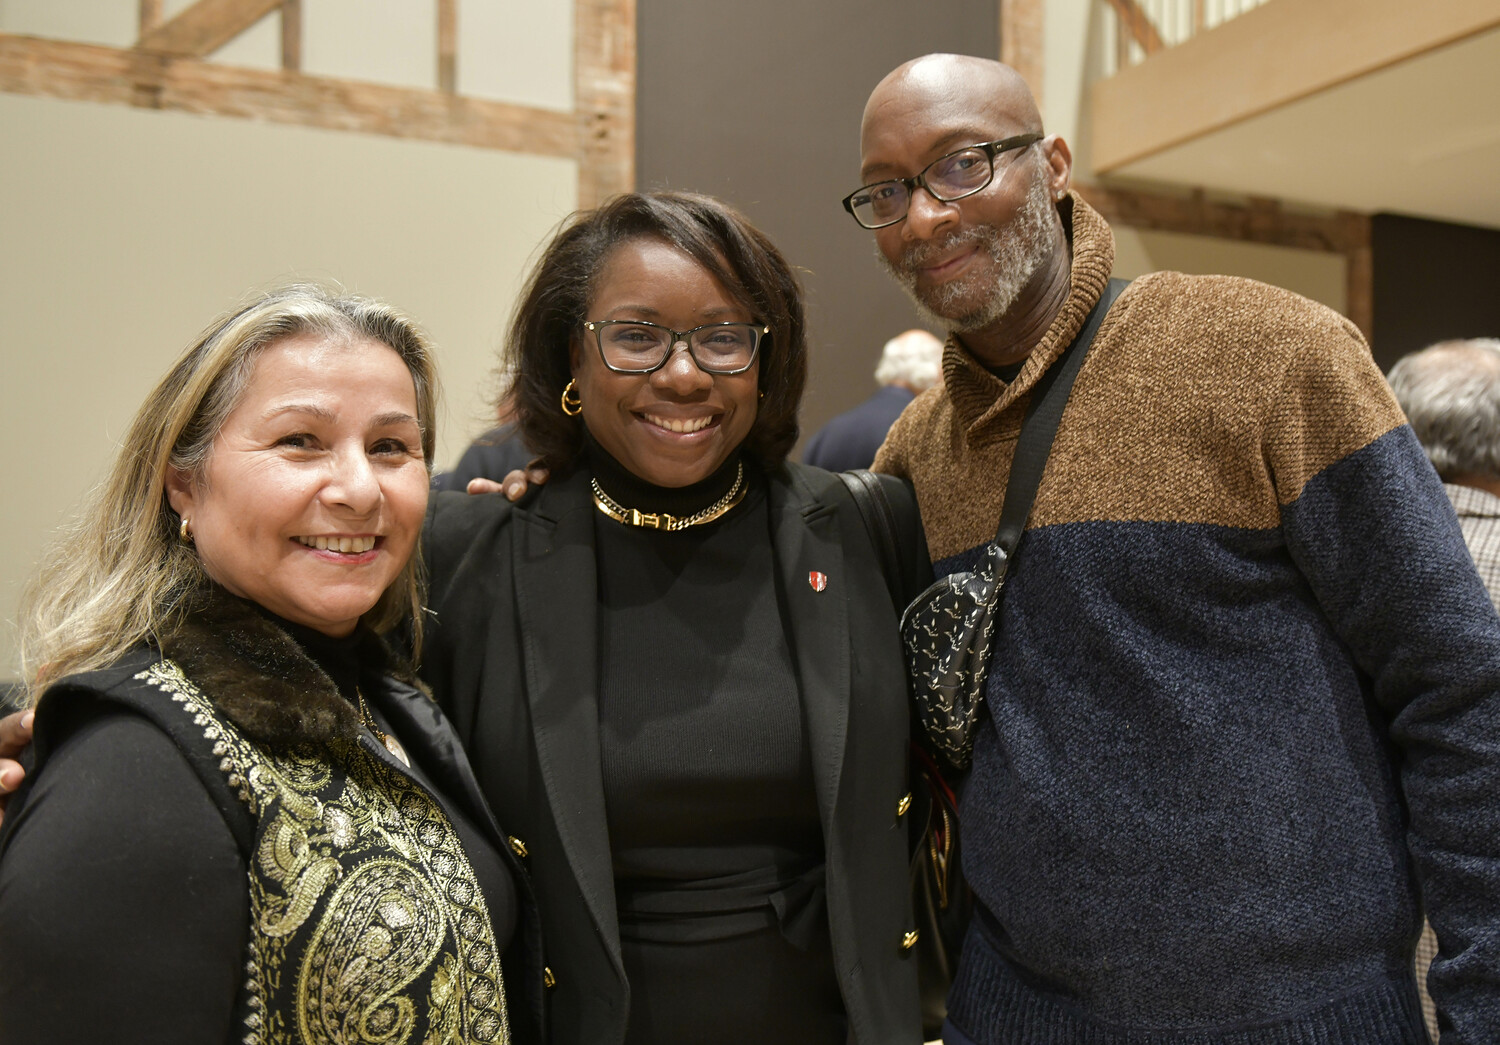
[0, 709, 36, 827]
[465, 466, 550, 502]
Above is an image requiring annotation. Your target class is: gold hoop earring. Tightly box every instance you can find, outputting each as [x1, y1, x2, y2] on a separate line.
[560, 379, 583, 417]
[179, 516, 193, 544]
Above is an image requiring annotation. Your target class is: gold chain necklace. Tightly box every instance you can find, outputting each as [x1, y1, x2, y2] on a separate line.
[355, 686, 411, 767]
[591, 462, 746, 531]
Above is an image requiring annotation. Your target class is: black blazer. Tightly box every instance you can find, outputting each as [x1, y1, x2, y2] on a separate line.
[421, 461, 931, 1045]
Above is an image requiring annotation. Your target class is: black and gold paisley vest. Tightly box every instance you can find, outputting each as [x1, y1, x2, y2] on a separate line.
[7, 586, 532, 1045]
[128, 655, 512, 1045]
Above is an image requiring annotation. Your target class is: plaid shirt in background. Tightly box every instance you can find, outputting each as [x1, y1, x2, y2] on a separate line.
[1447, 484, 1500, 612]
[1413, 483, 1500, 1042]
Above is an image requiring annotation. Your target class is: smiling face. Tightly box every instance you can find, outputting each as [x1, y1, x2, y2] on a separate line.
[572, 236, 759, 488]
[165, 333, 429, 636]
[859, 56, 1070, 333]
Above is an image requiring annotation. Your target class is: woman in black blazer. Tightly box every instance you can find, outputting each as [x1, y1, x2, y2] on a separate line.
[420, 192, 931, 1045]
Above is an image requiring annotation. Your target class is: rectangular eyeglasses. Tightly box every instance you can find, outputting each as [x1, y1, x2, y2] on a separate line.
[584, 320, 768, 375]
[842, 132, 1043, 230]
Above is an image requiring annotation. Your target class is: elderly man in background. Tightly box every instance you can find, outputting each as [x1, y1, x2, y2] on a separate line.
[851, 53, 1500, 1044]
[802, 328, 943, 472]
[1390, 338, 1500, 608]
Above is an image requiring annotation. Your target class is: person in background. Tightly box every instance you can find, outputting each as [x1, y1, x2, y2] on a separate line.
[1387, 336, 1500, 1043]
[1389, 338, 1500, 609]
[803, 328, 942, 472]
[850, 53, 1500, 1044]
[0, 286, 541, 1044]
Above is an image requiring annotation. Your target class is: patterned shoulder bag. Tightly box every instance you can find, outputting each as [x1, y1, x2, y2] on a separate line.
[902, 279, 1129, 769]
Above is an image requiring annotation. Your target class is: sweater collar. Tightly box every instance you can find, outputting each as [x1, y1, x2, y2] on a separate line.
[941, 192, 1116, 440]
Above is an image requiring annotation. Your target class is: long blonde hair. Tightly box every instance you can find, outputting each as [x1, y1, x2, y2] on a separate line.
[18, 285, 440, 705]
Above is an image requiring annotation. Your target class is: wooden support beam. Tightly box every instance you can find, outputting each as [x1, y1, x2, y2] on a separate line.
[574, 0, 636, 209]
[1102, 0, 1165, 57]
[437, 0, 457, 94]
[140, 0, 164, 36]
[1341, 213, 1375, 341]
[1076, 181, 1374, 338]
[0, 33, 579, 159]
[138, 0, 283, 58]
[1076, 182, 1365, 253]
[1000, 0, 1045, 106]
[280, 0, 300, 73]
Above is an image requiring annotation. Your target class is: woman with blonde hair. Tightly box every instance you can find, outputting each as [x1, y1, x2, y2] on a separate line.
[0, 285, 541, 1044]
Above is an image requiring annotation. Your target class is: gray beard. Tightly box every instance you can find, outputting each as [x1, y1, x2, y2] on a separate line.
[878, 171, 1055, 333]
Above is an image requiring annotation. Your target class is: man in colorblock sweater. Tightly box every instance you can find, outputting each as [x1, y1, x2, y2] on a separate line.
[853, 55, 1500, 1044]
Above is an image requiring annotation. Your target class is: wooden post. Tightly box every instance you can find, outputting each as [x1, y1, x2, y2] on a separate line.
[1000, 0, 1045, 105]
[1341, 211, 1374, 343]
[281, 0, 301, 73]
[437, 0, 457, 95]
[140, 0, 164, 36]
[574, 0, 636, 208]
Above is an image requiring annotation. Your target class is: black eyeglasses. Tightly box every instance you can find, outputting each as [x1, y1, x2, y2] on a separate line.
[842, 132, 1043, 230]
[584, 320, 768, 375]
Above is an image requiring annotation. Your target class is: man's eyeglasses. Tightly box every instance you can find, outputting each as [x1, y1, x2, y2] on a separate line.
[584, 320, 768, 375]
[841, 132, 1043, 230]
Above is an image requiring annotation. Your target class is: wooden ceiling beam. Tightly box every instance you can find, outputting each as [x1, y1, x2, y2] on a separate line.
[0, 32, 578, 159]
[1076, 182, 1365, 253]
[138, 0, 283, 58]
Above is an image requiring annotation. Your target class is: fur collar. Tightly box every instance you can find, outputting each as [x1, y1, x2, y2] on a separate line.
[155, 587, 419, 751]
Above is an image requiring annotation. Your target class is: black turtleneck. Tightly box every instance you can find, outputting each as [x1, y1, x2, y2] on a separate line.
[585, 436, 845, 1045]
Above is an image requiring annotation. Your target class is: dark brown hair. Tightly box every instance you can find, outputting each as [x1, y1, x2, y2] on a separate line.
[505, 191, 807, 473]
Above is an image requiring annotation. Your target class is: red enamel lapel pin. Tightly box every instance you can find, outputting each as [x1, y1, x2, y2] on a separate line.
[808, 571, 828, 592]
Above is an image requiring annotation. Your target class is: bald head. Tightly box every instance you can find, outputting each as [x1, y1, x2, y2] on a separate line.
[852, 54, 1073, 358]
[862, 55, 1042, 153]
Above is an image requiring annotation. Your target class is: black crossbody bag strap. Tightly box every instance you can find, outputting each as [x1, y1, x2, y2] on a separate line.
[992, 277, 1128, 564]
[838, 468, 903, 604]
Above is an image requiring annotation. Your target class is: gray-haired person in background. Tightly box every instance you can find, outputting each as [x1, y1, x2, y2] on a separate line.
[1389, 338, 1500, 610]
[802, 328, 942, 472]
[1388, 336, 1500, 1043]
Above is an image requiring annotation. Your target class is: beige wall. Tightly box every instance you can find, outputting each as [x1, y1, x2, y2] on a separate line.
[1112, 226, 1348, 314]
[0, 92, 576, 675]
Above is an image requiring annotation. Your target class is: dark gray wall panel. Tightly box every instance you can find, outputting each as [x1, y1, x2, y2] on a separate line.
[637, 2, 998, 450]
[1372, 213, 1500, 372]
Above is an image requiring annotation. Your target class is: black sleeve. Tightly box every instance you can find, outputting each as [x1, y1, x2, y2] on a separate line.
[0, 706, 249, 1045]
[431, 425, 536, 493]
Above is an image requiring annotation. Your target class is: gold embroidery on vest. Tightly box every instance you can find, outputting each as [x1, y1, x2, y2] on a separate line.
[136, 660, 509, 1045]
